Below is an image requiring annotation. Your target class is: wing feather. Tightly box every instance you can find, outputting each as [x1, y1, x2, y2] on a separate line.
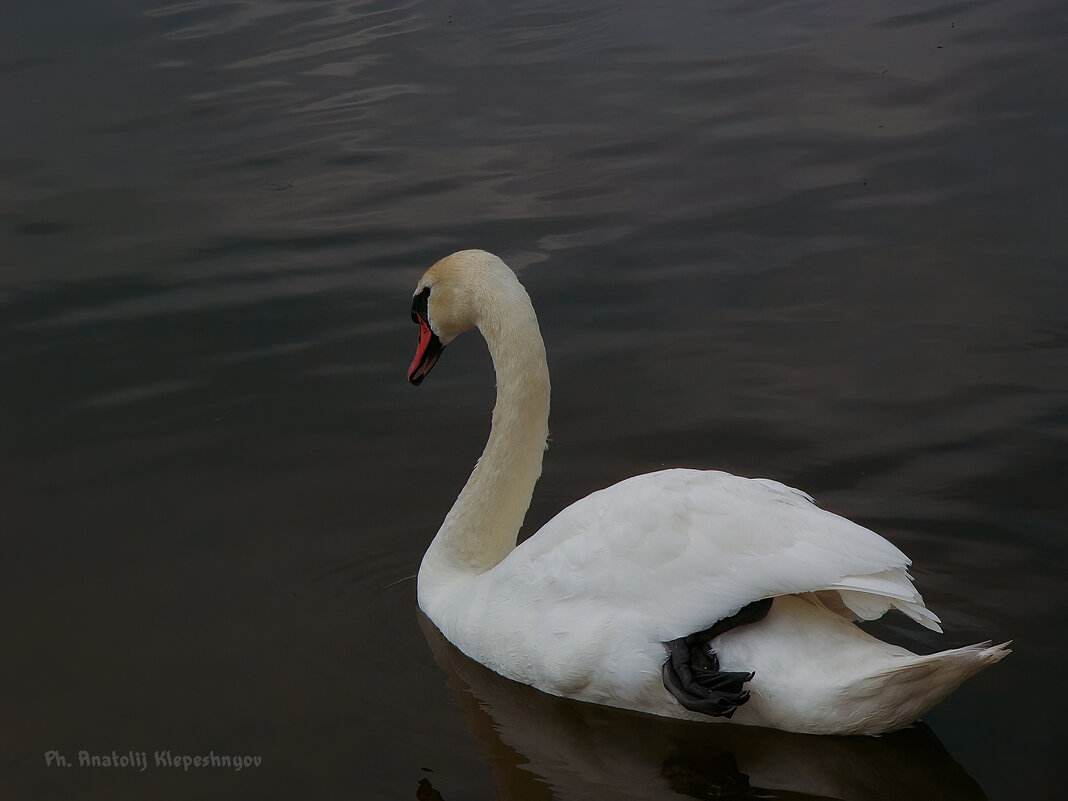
[482, 469, 933, 643]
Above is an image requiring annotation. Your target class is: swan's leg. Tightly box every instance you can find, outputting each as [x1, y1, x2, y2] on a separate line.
[662, 598, 773, 717]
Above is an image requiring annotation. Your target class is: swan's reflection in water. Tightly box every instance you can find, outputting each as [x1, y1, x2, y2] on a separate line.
[419, 614, 986, 801]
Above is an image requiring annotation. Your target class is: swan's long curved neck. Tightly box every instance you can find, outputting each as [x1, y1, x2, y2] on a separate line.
[421, 284, 550, 588]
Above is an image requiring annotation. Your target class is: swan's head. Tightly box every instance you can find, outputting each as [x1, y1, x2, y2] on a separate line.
[408, 249, 517, 385]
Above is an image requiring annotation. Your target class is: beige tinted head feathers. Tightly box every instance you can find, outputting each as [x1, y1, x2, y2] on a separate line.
[408, 250, 526, 385]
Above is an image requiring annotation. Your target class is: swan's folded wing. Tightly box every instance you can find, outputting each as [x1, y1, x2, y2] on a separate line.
[487, 468, 931, 644]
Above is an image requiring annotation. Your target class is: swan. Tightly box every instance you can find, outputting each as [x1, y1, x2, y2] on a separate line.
[407, 249, 1009, 736]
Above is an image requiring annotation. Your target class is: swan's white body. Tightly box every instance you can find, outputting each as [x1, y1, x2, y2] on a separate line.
[410, 250, 1009, 736]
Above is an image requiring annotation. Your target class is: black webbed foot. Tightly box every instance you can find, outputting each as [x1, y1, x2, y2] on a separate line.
[662, 598, 772, 718]
[662, 640, 753, 717]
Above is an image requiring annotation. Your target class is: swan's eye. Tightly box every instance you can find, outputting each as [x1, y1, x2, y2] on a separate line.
[411, 286, 430, 324]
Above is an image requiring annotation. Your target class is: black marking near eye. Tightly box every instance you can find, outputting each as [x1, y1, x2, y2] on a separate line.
[411, 286, 430, 323]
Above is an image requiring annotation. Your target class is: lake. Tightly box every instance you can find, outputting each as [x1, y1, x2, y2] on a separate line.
[3, 1, 1065, 799]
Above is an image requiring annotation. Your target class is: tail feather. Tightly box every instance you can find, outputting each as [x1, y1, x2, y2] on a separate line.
[720, 595, 1010, 735]
[844, 641, 1012, 729]
[873, 640, 1012, 680]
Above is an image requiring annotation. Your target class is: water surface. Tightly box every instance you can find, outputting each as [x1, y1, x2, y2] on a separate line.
[3, 1, 1065, 799]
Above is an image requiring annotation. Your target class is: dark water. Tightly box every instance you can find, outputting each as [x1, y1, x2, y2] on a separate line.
[3, 1, 1065, 798]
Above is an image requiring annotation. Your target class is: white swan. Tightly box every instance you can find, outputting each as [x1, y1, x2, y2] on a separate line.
[407, 249, 1009, 736]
